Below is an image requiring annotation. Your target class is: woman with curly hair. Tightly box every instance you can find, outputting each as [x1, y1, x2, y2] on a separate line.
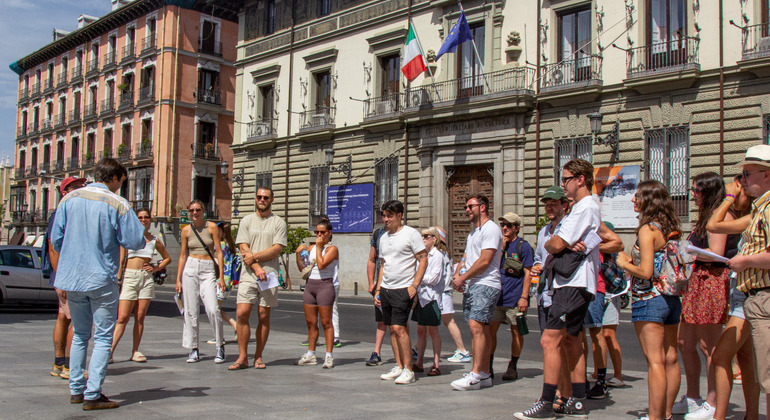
[673, 172, 739, 418]
[617, 180, 683, 420]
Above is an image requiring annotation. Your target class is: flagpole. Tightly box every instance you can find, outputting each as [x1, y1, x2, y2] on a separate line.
[409, 17, 442, 102]
[457, 1, 491, 92]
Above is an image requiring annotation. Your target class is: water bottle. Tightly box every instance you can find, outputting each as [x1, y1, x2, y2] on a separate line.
[300, 250, 311, 267]
[459, 265, 467, 276]
[530, 274, 540, 297]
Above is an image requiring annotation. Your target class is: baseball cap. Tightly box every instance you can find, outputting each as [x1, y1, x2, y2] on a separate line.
[498, 212, 522, 226]
[735, 144, 770, 169]
[540, 186, 567, 202]
[59, 177, 87, 195]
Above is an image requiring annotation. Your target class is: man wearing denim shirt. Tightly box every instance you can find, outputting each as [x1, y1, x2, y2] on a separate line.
[51, 158, 145, 411]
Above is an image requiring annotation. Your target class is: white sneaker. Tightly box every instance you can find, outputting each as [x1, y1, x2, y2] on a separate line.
[186, 348, 199, 363]
[322, 354, 334, 369]
[672, 395, 703, 414]
[214, 346, 225, 364]
[479, 375, 492, 388]
[295, 353, 317, 366]
[451, 372, 481, 390]
[447, 350, 471, 363]
[380, 365, 403, 380]
[394, 369, 415, 384]
[607, 377, 625, 388]
[684, 401, 716, 420]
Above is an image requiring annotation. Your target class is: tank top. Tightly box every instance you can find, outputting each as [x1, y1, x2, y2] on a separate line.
[188, 223, 214, 254]
[308, 244, 338, 281]
[127, 236, 157, 259]
[688, 230, 741, 267]
[631, 222, 666, 302]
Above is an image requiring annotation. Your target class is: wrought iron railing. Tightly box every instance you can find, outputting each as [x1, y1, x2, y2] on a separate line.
[300, 107, 335, 129]
[19, 87, 29, 101]
[16, 126, 26, 139]
[81, 154, 95, 168]
[56, 73, 68, 89]
[83, 103, 98, 120]
[53, 113, 66, 130]
[68, 109, 81, 126]
[70, 66, 83, 83]
[121, 44, 135, 63]
[246, 119, 277, 140]
[87, 59, 99, 76]
[626, 35, 699, 78]
[43, 79, 54, 93]
[30, 82, 40, 98]
[119, 92, 134, 111]
[741, 22, 770, 60]
[141, 35, 156, 54]
[27, 165, 38, 178]
[192, 143, 220, 160]
[198, 39, 222, 57]
[135, 143, 153, 160]
[52, 160, 65, 173]
[103, 51, 117, 70]
[197, 87, 221, 105]
[67, 157, 79, 171]
[363, 94, 402, 118]
[131, 200, 153, 212]
[203, 203, 218, 219]
[117, 144, 132, 162]
[138, 86, 154, 105]
[40, 118, 52, 133]
[405, 66, 535, 106]
[540, 55, 602, 90]
[27, 123, 38, 136]
[100, 98, 115, 116]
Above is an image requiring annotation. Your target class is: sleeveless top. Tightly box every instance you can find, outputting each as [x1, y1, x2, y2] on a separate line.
[631, 222, 667, 302]
[127, 236, 157, 259]
[308, 244, 338, 281]
[188, 223, 214, 254]
[688, 229, 741, 267]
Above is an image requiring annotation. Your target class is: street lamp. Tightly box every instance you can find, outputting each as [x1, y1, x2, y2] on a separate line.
[325, 149, 352, 184]
[588, 112, 620, 160]
[220, 161, 244, 187]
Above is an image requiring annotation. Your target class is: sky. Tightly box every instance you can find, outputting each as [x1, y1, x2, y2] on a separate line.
[0, 0, 113, 167]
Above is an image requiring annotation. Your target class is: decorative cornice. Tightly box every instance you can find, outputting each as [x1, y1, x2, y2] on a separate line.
[303, 47, 339, 67]
[366, 27, 408, 50]
[250, 64, 281, 82]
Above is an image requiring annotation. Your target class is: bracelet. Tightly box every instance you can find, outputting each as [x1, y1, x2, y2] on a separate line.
[725, 193, 736, 199]
[520, 296, 529, 300]
[723, 196, 735, 203]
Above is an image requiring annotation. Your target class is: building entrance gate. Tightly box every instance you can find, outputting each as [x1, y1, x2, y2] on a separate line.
[447, 165, 494, 262]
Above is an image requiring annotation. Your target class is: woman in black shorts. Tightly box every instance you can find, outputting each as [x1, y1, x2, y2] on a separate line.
[295, 218, 339, 369]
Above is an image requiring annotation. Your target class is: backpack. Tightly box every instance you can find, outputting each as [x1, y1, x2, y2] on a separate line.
[652, 228, 693, 296]
[601, 253, 627, 296]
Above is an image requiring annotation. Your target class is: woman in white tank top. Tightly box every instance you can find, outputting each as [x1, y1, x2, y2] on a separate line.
[110, 208, 171, 363]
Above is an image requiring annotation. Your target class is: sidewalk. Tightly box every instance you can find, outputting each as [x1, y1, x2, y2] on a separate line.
[0, 298, 759, 419]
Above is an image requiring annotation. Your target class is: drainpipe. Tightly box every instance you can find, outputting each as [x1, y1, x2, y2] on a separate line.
[285, 0, 296, 219]
[719, 0, 725, 175]
[535, 0, 541, 219]
[403, 0, 413, 224]
[168, 7, 181, 217]
[155, 4, 167, 219]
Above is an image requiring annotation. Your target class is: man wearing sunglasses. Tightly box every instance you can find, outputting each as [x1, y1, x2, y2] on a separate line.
[232, 187, 287, 370]
[727, 144, 770, 399]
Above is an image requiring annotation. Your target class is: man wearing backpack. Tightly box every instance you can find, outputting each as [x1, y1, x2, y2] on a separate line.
[489, 212, 534, 382]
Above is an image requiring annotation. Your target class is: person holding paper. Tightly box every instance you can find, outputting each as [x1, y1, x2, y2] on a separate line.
[230, 187, 287, 370]
[294, 218, 338, 369]
[176, 200, 226, 364]
[673, 172, 739, 419]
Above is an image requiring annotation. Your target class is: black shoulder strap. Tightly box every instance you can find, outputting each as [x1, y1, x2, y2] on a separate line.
[516, 239, 525, 259]
[191, 223, 216, 262]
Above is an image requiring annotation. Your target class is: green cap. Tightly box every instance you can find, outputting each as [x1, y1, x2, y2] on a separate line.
[541, 186, 567, 202]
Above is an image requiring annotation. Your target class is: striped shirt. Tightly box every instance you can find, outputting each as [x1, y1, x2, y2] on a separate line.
[736, 189, 770, 292]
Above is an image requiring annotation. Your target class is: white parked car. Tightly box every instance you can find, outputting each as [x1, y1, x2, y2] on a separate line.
[0, 245, 57, 305]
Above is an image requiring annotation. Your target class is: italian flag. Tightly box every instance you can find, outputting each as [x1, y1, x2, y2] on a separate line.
[401, 24, 426, 82]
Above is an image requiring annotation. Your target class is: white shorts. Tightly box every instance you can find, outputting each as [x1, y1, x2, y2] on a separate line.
[602, 296, 620, 326]
[440, 290, 455, 315]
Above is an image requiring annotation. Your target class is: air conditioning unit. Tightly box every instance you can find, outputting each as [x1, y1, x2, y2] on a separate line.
[375, 100, 394, 115]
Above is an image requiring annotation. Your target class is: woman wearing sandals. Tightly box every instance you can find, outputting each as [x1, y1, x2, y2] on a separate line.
[110, 208, 171, 363]
[176, 200, 226, 364]
[412, 227, 445, 377]
[616, 180, 683, 420]
[295, 218, 338, 369]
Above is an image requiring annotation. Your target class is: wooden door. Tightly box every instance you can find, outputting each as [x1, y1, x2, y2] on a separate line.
[447, 165, 494, 262]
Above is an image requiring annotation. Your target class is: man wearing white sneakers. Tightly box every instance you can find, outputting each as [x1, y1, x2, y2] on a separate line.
[450, 194, 503, 391]
[374, 200, 428, 385]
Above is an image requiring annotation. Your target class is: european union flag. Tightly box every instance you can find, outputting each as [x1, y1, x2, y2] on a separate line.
[436, 11, 473, 60]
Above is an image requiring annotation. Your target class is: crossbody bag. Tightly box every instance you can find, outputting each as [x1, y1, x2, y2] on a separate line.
[190, 223, 221, 277]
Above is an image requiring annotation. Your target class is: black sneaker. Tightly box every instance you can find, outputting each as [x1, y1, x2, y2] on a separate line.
[502, 360, 519, 381]
[559, 397, 588, 418]
[513, 400, 556, 420]
[365, 352, 382, 366]
[587, 380, 609, 399]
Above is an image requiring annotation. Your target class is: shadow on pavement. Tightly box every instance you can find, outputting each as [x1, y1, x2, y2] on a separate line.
[112, 386, 211, 406]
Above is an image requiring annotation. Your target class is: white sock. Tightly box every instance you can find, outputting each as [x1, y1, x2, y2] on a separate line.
[307, 351, 315, 357]
[326, 352, 333, 358]
[479, 371, 490, 379]
[471, 371, 483, 381]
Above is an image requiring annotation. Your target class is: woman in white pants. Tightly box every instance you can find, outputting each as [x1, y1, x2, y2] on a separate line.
[176, 199, 226, 364]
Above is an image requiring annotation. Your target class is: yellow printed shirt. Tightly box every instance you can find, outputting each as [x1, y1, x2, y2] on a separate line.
[737, 189, 770, 292]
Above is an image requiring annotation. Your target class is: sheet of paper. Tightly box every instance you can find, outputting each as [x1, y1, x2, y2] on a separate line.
[583, 230, 603, 255]
[685, 244, 730, 263]
[257, 271, 280, 291]
[174, 293, 184, 315]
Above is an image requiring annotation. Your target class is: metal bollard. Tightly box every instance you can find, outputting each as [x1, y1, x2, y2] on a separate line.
[354, 282, 358, 295]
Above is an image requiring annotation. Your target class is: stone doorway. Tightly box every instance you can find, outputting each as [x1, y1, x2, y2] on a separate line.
[446, 165, 494, 262]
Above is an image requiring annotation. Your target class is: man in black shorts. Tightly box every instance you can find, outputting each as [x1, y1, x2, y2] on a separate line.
[374, 200, 427, 385]
[366, 225, 386, 365]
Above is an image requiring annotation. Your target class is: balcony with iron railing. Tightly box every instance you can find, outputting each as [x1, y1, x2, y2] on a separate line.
[191, 143, 220, 161]
[43, 79, 54, 95]
[16, 126, 26, 140]
[119, 91, 134, 112]
[363, 94, 401, 121]
[39, 162, 50, 175]
[117, 144, 132, 162]
[140, 35, 157, 57]
[246, 118, 277, 141]
[203, 202, 218, 219]
[81, 153, 95, 169]
[403, 66, 535, 111]
[86, 59, 99, 78]
[51, 160, 65, 173]
[625, 35, 700, 80]
[19, 87, 29, 102]
[68, 109, 81, 127]
[540, 55, 602, 93]
[100, 98, 115, 118]
[121, 44, 136, 64]
[27, 122, 39, 137]
[196, 87, 221, 106]
[14, 167, 25, 180]
[134, 143, 153, 161]
[131, 200, 152, 212]
[67, 156, 79, 171]
[26, 165, 38, 178]
[30, 82, 41, 99]
[83, 103, 98, 121]
[56, 72, 68, 90]
[54, 113, 66, 131]
[137, 85, 155, 107]
[70, 66, 83, 84]
[23, 210, 41, 224]
[102, 51, 117, 72]
[300, 107, 336, 132]
[40, 118, 53, 134]
[198, 39, 222, 57]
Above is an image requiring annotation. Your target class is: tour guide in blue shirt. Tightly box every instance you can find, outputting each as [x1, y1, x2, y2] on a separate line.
[51, 158, 145, 411]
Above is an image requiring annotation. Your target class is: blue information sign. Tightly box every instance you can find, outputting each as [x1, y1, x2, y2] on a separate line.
[326, 183, 374, 233]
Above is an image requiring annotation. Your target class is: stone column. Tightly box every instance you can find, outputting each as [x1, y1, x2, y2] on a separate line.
[416, 144, 434, 228]
[500, 113, 526, 215]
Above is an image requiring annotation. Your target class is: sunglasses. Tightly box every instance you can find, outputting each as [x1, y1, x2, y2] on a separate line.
[189, 208, 203, 213]
[500, 222, 519, 228]
[138, 215, 151, 220]
[561, 175, 577, 184]
[314, 230, 329, 235]
[465, 204, 480, 210]
[742, 169, 767, 179]
[422, 234, 434, 239]
[256, 195, 271, 201]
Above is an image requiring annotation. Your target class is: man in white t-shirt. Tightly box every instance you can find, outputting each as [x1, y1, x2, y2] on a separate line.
[374, 200, 427, 385]
[516, 159, 600, 419]
[450, 194, 502, 391]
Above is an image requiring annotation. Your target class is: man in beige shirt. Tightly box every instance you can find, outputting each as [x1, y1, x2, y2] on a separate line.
[229, 187, 287, 370]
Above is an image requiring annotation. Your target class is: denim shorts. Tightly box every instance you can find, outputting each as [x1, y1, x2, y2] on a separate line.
[583, 292, 607, 329]
[463, 283, 501, 324]
[631, 294, 681, 325]
[728, 288, 746, 320]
